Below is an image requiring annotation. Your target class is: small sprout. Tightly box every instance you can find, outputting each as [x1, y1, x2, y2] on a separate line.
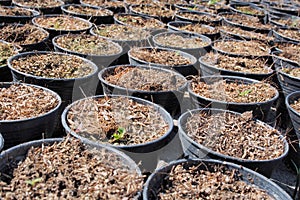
[208, 0, 219, 5]
[112, 127, 125, 141]
[131, 19, 137, 23]
[239, 89, 252, 96]
[54, 21, 60, 29]
[25, 177, 43, 186]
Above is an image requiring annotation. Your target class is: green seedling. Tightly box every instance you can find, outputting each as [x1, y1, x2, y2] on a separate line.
[112, 127, 125, 141]
[239, 89, 252, 96]
[208, 0, 219, 5]
[25, 177, 43, 186]
[54, 21, 60, 29]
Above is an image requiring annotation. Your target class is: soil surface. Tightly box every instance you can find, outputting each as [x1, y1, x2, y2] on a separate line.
[0, 6, 33, 16]
[115, 14, 165, 30]
[201, 52, 273, 74]
[105, 65, 186, 91]
[220, 26, 274, 42]
[158, 163, 274, 199]
[0, 42, 17, 67]
[0, 24, 48, 45]
[273, 18, 300, 29]
[130, 48, 192, 66]
[281, 68, 300, 78]
[34, 15, 90, 31]
[131, 4, 175, 18]
[277, 29, 300, 41]
[0, 84, 59, 120]
[94, 24, 150, 41]
[291, 99, 300, 113]
[81, 0, 124, 8]
[65, 5, 113, 16]
[224, 13, 274, 30]
[0, 137, 143, 199]
[234, 5, 264, 16]
[67, 96, 169, 145]
[13, 0, 63, 8]
[185, 111, 285, 160]
[176, 12, 221, 23]
[191, 79, 277, 103]
[213, 40, 269, 57]
[55, 34, 121, 55]
[177, 23, 219, 35]
[275, 43, 300, 64]
[154, 33, 210, 49]
[10, 53, 94, 79]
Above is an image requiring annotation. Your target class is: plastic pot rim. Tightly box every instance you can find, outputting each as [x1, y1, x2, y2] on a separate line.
[285, 91, 300, 118]
[0, 137, 142, 175]
[178, 108, 289, 163]
[0, 133, 3, 152]
[61, 94, 174, 150]
[60, 4, 114, 17]
[199, 55, 274, 76]
[98, 64, 188, 94]
[0, 82, 62, 123]
[0, 6, 40, 18]
[152, 31, 212, 51]
[273, 29, 300, 44]
[32, 14, 93, 32]
[7, 51, 99, 81]
[229, 3, 266, 18]
[90, 25, 152, 43]
[128, 46, 198, 68]
[12, 0, 65, 10]
[276, 66, 300, 81]
[52, 34, 123, 57]
[188, 75, 279, 106]
[143, 158, 292, 200]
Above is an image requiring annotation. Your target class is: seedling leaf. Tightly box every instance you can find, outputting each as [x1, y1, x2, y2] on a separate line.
[25, 177, 43, 186]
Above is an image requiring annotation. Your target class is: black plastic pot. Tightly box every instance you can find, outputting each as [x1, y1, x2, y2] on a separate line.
[0, 137, 142, 198]
[212, 39, 270, 58]
[113, 13, 167, 35]
[175, 10, 222, 25]
[276, 64, 300, 97]
[178, 108, 289, 177]
[0, 0, 11, 5]
[221, 12, 272, 34]
[0, 23, 50, 52]
[12, 0, 64, 14]
[32, 14, 93, 41]
[90, 25, 151, 64]
[271, 41, 300, 69]
[99, 64, 188, 117]
[188, 75, 279, 121]
[0, 6, 40, 24]
[61, 94, 177, 172]
[269, 15, 300, 30]
[79, 0, 126, 13]
[128, 47, 198, 77]
[129, 4, 175, 24]
[143, 159, 292, 199]
[167, 21, 220, 41]
[269, 3, 299, 16]
[61, 4, 114, 24]
[52, 34, 123, 70]
[273, 29, 300, 43]
[199, 54, 274, 81]
[153, 31, 211, 58]
[0, 40, 21, 82]
[0, 82, 62, 149]
[229, 3, 266, 19]
[7, 51, 99, 106]
[0, 134, 3, 152]
[286, 91, 300, 141]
